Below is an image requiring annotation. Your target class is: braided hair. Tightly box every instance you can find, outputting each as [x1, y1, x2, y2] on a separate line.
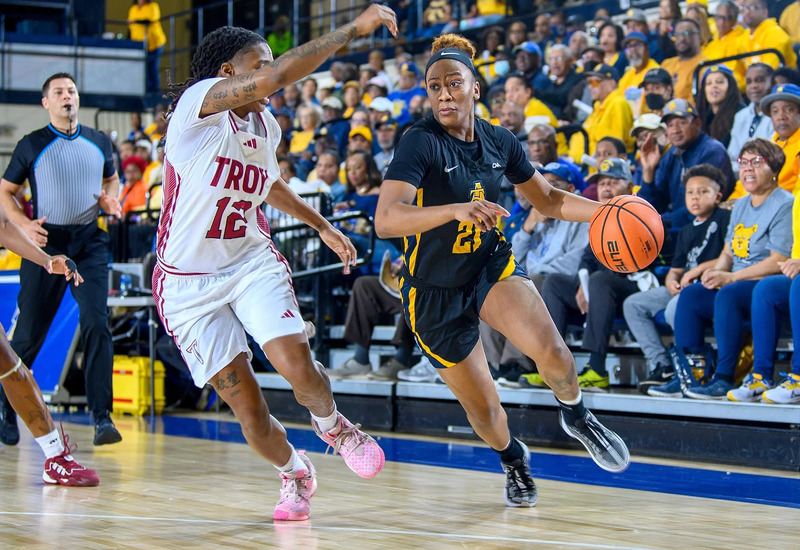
[166, 26, 267, 121]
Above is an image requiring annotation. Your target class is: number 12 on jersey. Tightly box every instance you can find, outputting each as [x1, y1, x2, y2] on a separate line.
[206, 196, 253, 239]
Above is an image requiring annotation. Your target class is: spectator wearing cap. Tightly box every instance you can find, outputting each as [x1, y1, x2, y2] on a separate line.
[120, 155, 148, 215]
[618, 31, 661, 118]
[538, 44, 582, 119]
[728, 63, 775, 177]
[631, 113, 669, 189]
[735, 0, 797, 70]
[387, 61, 425, 125]
[539, 158, 642, 391]
[762, 84, 800, 193]
[348, 125, 373, 155]
[570, 64, 634, 163]
[623, 8, 665, 63]
[366, 75, 390, 101]
[639, 99, 735, 232]
[512, 41, 550, 91]
[779, 0, 800, 43]
[320, 96, 351, 156]
[696, 65, 744, 148]
[368, 96, 394, 130]
[597, 22, 628, 75]
[374, 116, 398, 175]
[342, 81, 363, 119]
[133, 138, 159, 188]
[367, 49, 393, 93]
[661, 19, 707, 101]
[704, 1, 747, 89]
[639, 67, 675, 115]
[273, 107, 295, 138]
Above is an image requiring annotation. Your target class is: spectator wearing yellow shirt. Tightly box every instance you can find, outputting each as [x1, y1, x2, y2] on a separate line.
[778, 0, 800, 44]
[618, 32, 661, 118]
[127, 0, 166, 94]
[290, 105, 320, 156]
[736, 0, 797, 70]
[762, 84, 800, 193]
[571, 64, 634, 162]
[503, 74, 564, 153]
[704, 1, 747, 89]
[661, 19, 707, 101]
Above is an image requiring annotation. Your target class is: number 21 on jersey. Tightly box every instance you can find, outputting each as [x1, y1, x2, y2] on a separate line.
[452, 181, 486, 254]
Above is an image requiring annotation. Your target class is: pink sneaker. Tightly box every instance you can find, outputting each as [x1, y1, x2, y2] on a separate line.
[313, 414, 385, 479]
[273, 451, 317, 521]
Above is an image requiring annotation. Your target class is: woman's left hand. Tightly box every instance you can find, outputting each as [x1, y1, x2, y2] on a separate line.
[320, 225, 358, 274]
[778, 259, 800, 279]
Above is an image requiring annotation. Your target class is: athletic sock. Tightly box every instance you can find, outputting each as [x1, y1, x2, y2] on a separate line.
[557, 393, 587, 426]
[275, 446, 306, 474]
[311, 406, 339, 433]
[589, 352, 607, 376]
[495, 437, 525, 464]
[353, 345, 370, 365]
[36, 429, 65, 459]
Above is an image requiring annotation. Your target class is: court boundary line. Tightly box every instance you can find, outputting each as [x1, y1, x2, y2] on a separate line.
[0, 511, 653, 549]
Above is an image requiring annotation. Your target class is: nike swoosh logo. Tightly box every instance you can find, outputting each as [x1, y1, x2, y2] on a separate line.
[445, 165, 459, 173]
[440, 52, 458, 56]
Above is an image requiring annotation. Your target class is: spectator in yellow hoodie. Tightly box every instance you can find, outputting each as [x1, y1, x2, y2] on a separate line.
[736, 0, 797, 70]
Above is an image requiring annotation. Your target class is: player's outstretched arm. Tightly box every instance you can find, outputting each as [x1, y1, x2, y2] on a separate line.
[200, 4, 397, 117]
[0, 201, 82, 285]
[375, 179, 509, 238]
[263, 178, 358, 273]
[516, 171, 599, 223]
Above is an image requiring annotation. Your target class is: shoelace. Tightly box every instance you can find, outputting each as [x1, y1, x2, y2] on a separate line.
[506, 465, 536, 498]
[57, 421, 77, 460]
[778, 372, 800, 387]
[327, 423, 366, 456]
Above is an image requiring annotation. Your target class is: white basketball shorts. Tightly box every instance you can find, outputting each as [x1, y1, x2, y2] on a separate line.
[152, 249, 305, 387]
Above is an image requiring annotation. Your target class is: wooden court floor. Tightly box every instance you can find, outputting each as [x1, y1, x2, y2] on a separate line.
[0, 412, 797, 550]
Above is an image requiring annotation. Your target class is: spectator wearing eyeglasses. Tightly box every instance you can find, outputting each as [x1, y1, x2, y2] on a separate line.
[538, 44, 581, 119]
[704, 1, 747, 89]
[672, 139, 793, 400]
[486, 86, 505, 125]
[623, 8, 666, 63]
[728, 63, 775, 178]
[525, 124, 585, 192]
[661, 19, 707, 101]
[763, 84, 800, 193]
[736, 0, 797, 70]
[618, 32, 661, 118]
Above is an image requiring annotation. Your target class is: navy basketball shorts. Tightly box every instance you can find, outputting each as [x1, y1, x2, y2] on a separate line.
[399, 240, 528, 369]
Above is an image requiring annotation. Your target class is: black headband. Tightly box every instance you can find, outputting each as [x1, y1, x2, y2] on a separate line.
[425, 48, 479, 78]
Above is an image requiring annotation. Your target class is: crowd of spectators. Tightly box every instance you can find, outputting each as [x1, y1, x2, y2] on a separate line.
[99, 0, 800, 403]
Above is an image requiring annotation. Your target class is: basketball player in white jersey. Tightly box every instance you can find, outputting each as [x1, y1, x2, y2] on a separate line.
[154, 5, 397, 521]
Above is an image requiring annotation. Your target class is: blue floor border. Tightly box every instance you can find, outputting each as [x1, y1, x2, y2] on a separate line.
[63, 412, 800, 509]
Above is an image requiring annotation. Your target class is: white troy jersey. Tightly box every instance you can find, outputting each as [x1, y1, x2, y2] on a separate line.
[157, 77, 282, 275]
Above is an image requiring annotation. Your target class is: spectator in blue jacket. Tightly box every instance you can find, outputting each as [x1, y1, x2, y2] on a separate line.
[637, 99, 734, 233]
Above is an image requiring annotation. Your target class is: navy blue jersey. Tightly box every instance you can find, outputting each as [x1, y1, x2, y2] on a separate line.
[3, 124, 115, 225]
[384, 116, 534, 288]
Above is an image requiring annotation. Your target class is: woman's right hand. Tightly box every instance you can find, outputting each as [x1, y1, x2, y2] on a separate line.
[452, 200, 510, 232]
[353, 4, 398, 38]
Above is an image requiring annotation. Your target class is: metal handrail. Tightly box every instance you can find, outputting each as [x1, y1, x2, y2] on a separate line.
[691, 48, 785, 97]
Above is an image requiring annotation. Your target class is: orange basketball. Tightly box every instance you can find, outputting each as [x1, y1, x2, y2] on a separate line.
[589, 195, 664, 273]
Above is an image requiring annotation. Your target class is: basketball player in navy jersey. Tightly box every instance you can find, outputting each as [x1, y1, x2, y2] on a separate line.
[376, 34, 630, 507]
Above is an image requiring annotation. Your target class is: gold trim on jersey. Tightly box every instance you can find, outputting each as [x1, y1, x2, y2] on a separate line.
[407, 286, 457, 368]
[406, 188, 424, 275]
[498, 253, 517, 281]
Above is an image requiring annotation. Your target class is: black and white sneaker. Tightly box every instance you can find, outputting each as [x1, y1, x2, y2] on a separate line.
[559, 410, 630, 473]
[637, 364, 675, 394]
[501, 439, 537, 507]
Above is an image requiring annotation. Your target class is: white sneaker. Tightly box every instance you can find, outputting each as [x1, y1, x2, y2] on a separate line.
[761, 372, 800, 404]
[727, 373, 775, 402]
[330, 358, 371, 378]
[397, 357, 441, 383]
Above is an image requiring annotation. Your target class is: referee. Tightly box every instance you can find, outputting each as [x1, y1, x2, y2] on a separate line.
[0, 73, 123, 446]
